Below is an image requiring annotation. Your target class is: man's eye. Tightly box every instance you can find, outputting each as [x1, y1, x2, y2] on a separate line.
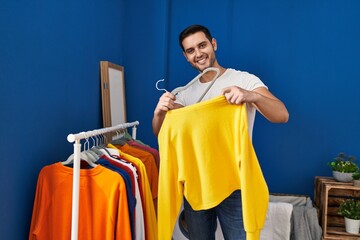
[186, 49, 194, 54]
[200, 43, 207, 48]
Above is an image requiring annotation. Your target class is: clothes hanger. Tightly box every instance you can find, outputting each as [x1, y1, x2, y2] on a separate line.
[94, 133, 119, 157]
[156, 67, 220, 103]
[88, 136, 103, 158]
[82, 138, 99, 164]
[61, 138, 97, 168]
[61, 152, 97, 168]
[90, 134, 120, 159]
[111, 129, 128, 146]
[89, 135, 105, 158]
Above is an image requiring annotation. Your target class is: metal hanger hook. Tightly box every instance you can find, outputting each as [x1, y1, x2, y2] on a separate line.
[84, 138, 90, 151]
[155, 79, 168, 93]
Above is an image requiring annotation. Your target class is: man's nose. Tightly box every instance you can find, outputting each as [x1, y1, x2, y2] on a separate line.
[194, 48, 203, 57]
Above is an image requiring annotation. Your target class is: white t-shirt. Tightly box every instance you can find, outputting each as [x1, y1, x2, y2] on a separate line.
[173, 68, 267, 137]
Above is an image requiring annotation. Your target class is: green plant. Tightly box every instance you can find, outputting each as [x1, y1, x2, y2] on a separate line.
[353, 172, 360, 180]
[328, 152, 358, 173]
[338, 198, 360, 220]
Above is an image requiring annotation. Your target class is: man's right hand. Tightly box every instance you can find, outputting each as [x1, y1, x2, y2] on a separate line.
[152, 92, 183, 136]
[154, 92, 178, 116]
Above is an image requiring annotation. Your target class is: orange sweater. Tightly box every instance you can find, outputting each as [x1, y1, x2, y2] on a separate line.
[29, 162, 132, 240]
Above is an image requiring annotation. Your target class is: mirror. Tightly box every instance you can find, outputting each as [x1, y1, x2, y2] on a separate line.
[100, 61, 127, 128]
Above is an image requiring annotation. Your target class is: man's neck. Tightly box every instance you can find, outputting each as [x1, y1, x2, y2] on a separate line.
[199, 66, 226, 83]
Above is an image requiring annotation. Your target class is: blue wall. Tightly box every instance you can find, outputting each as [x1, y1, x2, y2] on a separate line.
[0, 0, 125, 239]
[1, 0, 360, 239]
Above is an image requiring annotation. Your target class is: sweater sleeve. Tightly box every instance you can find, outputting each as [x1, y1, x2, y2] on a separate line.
[240, 106, 269, 240]
[157, 126, 184, 240]
[29, 167, 44, 240]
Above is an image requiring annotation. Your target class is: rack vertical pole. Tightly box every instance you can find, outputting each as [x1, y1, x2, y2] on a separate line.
[132, 125, 137, 140]
[71, 140, 81, 240]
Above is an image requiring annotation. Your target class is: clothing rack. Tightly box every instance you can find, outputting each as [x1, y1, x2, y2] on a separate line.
[67, 121, 140, 240]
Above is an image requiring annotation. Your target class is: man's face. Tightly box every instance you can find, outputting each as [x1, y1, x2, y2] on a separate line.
[182, 32, 217, 72]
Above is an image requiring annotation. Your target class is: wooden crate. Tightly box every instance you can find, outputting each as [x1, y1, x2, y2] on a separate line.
[314, 176, 360, 240]
[314, 177, 338, 208]
[314, 176, 351, 224]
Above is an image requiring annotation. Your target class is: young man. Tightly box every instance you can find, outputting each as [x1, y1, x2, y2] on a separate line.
[153, 24, 289, 239]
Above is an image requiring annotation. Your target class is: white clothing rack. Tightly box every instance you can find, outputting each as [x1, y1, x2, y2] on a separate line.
[67, 121, 140, 240]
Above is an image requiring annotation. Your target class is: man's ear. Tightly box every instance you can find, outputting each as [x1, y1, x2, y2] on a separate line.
[212, 38, 217, 51]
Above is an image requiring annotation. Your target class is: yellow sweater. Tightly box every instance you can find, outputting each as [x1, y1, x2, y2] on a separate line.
[157, 96, 269, 240]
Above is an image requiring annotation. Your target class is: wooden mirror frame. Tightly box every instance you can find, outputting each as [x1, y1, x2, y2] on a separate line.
[100, 61, 127, 128]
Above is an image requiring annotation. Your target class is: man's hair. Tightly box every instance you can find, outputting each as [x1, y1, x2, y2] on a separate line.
[179, 24, 213, 52]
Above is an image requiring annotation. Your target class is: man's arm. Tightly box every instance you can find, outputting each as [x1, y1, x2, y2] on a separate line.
[221, 86, 289, 123]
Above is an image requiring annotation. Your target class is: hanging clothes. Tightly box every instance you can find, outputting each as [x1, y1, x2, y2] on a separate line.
[108, 143, 158, 240]
[98, 152, 145, 240]
[112, 143, 159, 201]
[29, 121, 159, 240]
[127, 140, 160, 171]
[96, 158, 136, 239]
[29, 163, 132, 240]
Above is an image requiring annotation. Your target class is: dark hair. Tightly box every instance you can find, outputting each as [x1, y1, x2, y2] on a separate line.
[179, 24, 213, 52]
